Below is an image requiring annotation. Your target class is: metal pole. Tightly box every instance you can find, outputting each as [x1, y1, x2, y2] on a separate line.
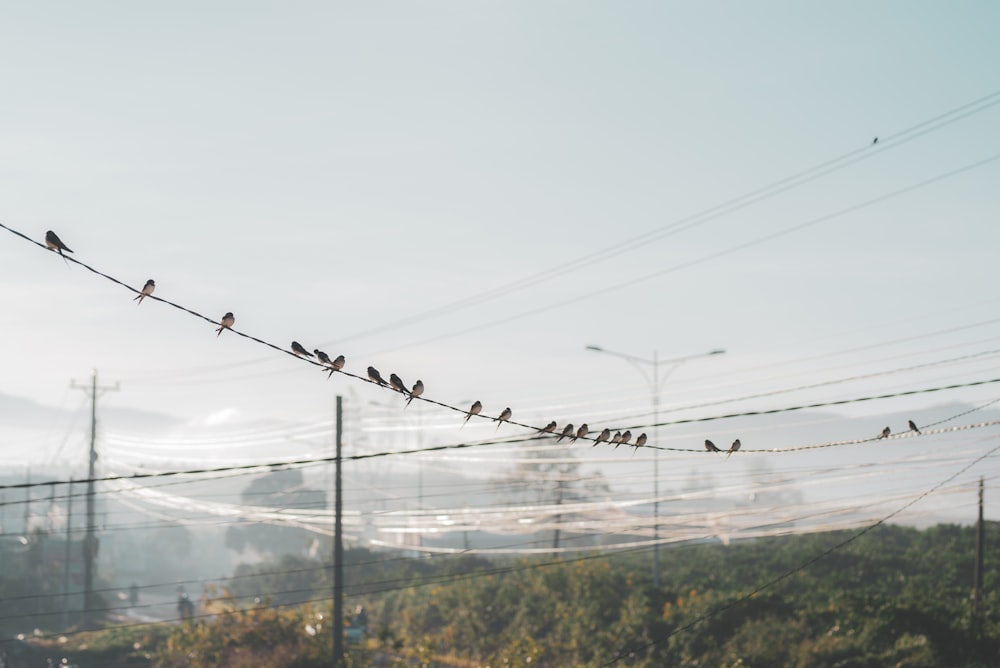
[652, 351, 660, 588]
[22, 469, 30, 536]
[974, 476, 984, 616]
[62, 478, 74, 629]
[83, 372, 98, 625]
[333, 395, 344, 665]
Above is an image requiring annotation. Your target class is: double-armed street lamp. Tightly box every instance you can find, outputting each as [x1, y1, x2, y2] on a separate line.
[584, 345, 725, 587]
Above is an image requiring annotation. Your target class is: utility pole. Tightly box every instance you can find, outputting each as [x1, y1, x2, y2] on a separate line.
[62, 478, 74, 629]
[585, 346, 725, 587]
[333, 395, 344, 665]
[974, 476, 984, 616]
[70, 370, 118, 628]
[22, 468, 31, 536]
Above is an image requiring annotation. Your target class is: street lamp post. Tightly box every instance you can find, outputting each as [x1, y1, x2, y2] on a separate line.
[585, 345, 725, 588]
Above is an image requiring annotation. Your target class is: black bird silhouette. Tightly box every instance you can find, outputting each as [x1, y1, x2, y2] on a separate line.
[291, 342, 313, 358]
[389, 373, 408, 395]
[314, 350, 333, 366]
[134, 279, 155, 304]
[878, 426, 891, 439]
[325, 354, 346, 378]
[705, 439, 721, 452]
[215, 312, 235, 336]
[406, 380, 424, 407]
[872, 137, 879, 145]
[495, 407, 512, 431]
[367, 366, 387, 386]
[463, 400, 482, 426]
[45, 230, 73, 255]
[908, 420, 920, 434]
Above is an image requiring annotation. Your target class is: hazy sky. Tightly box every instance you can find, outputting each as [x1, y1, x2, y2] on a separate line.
[3, 1, 1000, 470]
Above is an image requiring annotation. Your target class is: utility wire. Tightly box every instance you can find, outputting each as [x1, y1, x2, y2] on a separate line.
[602, 437, 1000, 665]
[1, 377, 999, 496]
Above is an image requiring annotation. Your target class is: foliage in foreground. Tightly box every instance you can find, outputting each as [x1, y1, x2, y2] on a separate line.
[24, 522, 1000, 667]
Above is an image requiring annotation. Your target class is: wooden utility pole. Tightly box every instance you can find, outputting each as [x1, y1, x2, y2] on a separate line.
[974, 476, 985, 616]
[70, 370, 118, 627]
[333, 395, 344, 665]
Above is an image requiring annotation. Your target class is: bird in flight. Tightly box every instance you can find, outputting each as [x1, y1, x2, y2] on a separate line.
[727, 439, 741, 457]
[291, 342, 313, 358]
[540, 421, 558, 434]
[593, 428, 611, 447]
[45, 230, 73, 255]
[571, 424, 589, 443]
[406, 380, 424, 408]
[463, 400, 482, 426]
[367, 366, 387, 386]
[557, 424, 575, 442]
[705, 439, 721, 452]
[908, 420, 920, 434]
[216, 312, 235, 337]
[134, 279, 155, 305]
[495, 407, 512, 431]
[618, 430, 632, 448]
[389, 373, 408, 395]
[872, 137, 878, 145]
[878, 426, 891, 439]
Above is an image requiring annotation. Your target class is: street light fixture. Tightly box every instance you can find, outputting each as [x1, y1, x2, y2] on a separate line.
[585, 345, 725, 587]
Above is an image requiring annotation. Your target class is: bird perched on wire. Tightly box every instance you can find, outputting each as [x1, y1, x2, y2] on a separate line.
[593, 428, 611, 447]
[45, 230, 73, 256]
[389, 373, 408, 395]
[463, 400, 482, 426]
[727, 439, 741, 458]
[571, 424, 589, 443]
[611, 431, 622, 446]
[367, 366, 387, 386]
[291, 342, 313, 358]
[406, 380, 424, 408]
[557, 424, 575, 442]
[705, 439, 721, 452]
[324, 354, 346, 379]
[540, 421, 557, 434]
[314, 350, 334, 366]
[878, 426, 891, 439]
[618, 430, 632, 448]
[872, 137, 879, 145]
[134, 279, 155, 305]
[495, 407, 512, 431]
[633, 433, 647, 450]
[908, 420, 920, 434]
[216, 312, 235, 337]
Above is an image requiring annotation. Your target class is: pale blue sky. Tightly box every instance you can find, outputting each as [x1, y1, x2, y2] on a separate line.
[2, 1, 999, 463]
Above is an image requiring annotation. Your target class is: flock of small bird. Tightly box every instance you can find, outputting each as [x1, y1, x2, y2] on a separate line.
[42, 229, 927, 455]
[878, 420, 922, 439]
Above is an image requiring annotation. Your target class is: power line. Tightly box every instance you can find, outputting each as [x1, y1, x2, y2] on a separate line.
[0, 376, 998, 498]
[602, 437, 1000, 665]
